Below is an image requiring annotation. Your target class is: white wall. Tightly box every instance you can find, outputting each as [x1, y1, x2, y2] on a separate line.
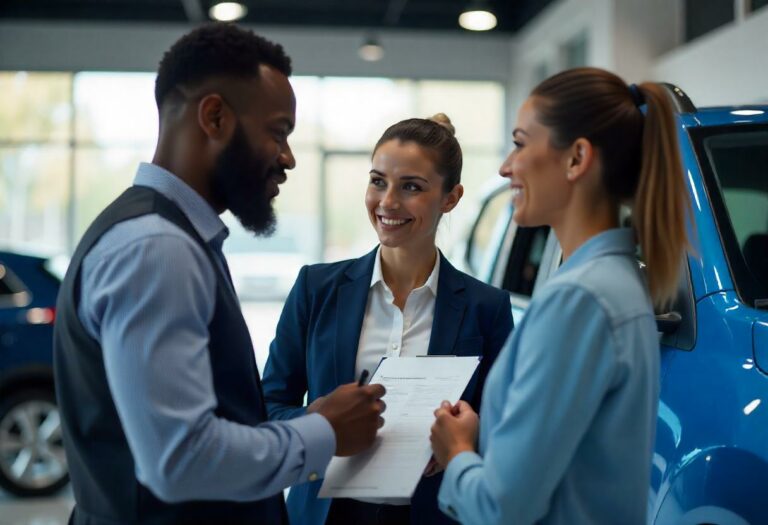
[652, 6, 768, 105]
[502, 0, 768, 120]
[0, 21, 511, 82]
[506, 0, 614, 120]
[612, 0, 680, 82]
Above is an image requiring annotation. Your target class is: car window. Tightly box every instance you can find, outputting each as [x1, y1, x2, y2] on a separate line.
[501, 225, 551, 298]
[693, 125, 768, 306]
[467, 188, 513, 278]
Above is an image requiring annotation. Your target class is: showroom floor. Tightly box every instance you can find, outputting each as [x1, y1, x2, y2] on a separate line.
[0, 301, 283, 525]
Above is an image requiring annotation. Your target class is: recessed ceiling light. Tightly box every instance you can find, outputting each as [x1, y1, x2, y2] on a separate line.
[730, 109, 765, 116]
[459, 3, 497, 31]
[209, 2, 248, 22]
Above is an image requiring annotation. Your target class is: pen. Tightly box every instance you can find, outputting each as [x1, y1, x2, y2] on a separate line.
[357, 369, 370, 387]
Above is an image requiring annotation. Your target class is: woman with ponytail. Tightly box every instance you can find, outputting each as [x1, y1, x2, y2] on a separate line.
[430, 67, 691, 524]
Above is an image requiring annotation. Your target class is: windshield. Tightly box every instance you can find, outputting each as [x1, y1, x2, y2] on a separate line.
[693, 124, 768, 307]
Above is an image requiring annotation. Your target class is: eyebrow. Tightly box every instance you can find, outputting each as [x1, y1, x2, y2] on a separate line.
[369, 170, 429, 183]
[512, 128, 530, 139]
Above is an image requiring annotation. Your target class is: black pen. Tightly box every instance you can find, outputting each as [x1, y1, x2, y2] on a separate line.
[357, 369, 370, 387]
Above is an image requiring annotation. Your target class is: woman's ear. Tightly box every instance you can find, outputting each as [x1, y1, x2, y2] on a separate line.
[566, 138, 595, 182]
[441, 183, 464, 213]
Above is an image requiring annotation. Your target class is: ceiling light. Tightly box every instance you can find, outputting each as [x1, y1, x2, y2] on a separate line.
[730, 109, 765, 116]
[459, 2, 497, 31]
[209, 2, 248, 22]
[358, 36, 384, 62]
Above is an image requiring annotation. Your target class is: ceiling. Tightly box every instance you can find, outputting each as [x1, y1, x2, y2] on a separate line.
[0, 0, 556, 34]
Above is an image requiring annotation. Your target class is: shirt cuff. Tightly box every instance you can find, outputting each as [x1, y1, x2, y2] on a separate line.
[438, 451, 483, 520]
[284, 413, 336, 484]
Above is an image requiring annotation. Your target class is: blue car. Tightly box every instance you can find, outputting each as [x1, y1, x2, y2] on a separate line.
[0, 250, 68, 497]
[457, 87, 768, 524]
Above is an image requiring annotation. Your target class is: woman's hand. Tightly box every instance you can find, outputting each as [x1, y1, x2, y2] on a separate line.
[430, 400, 479, 469]
[306, 395, 326, 414]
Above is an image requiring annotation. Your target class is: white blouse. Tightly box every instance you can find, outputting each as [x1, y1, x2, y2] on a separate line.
[355, 247, 440, 379]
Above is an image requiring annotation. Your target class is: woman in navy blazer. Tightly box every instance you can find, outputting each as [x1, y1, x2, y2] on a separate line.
[262, 114, 513, 525]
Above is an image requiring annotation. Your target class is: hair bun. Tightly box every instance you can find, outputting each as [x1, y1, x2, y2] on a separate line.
[428, 113, 456, 136]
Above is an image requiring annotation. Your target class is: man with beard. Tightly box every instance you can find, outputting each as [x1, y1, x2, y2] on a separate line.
[53, 24, 386, 525]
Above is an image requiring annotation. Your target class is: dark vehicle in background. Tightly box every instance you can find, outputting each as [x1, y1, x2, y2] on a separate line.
[0, 250, 67, 497]
[457, 88, 768, 524]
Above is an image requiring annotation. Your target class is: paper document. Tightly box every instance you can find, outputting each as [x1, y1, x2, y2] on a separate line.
[318, 356, 480, 499]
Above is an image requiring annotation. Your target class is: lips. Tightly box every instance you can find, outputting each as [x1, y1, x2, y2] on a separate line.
[267, 170, 286, 198]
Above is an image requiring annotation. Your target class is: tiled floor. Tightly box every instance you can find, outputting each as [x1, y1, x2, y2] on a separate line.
[0, 301, 283, 524]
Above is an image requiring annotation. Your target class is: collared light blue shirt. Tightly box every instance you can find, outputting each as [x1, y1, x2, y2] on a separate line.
[439, 228, 659, 525]
[78, 162, 335, 503]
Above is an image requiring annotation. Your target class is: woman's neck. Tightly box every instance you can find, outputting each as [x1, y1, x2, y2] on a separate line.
[380, 243, 437, 309]
[553, 197, 619, 261]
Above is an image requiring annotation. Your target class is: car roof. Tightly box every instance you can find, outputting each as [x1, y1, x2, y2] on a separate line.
[690, 106, 768, 127]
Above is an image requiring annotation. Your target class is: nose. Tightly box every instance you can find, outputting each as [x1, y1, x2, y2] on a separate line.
[498, 150, 514, 178]
[280, 143, 296, 171]
[380, 185, 399, 210]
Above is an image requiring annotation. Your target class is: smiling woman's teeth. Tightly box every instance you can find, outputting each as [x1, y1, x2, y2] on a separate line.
[381, 217, 408, 226]
[511, 187, 522, 199]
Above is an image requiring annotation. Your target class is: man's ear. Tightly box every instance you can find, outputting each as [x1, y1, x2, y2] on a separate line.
[441, 183, 464, 213]
[197, 94, 234, 141]
[565, 138, 595, 182]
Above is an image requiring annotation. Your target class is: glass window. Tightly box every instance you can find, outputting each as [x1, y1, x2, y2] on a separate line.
[467, 188, 512, 276]
[74, 73, 157, 147]
[533, 62, 551, 85]
[323, 153, 379, 261]
[0, 71, 506, 298]
[694, 125, 768, 306]
[751, 0, 768, 13]
[502, 225, 551, 298]
[416, 81, 504, 149]
[0, 72, 72, 143]
[684, 0, 734, 42]
[0, 146, 70, 254]
[321, 78, 415, 150]
[289, 77, 321, 147]
[74, 147, 150, 240]
[561, 32, 589, 68]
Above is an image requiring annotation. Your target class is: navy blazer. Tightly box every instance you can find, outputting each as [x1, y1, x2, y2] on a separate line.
[262, 247, 513, 525]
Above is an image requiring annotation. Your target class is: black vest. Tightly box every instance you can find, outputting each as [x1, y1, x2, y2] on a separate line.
[53, 186, 287, 525]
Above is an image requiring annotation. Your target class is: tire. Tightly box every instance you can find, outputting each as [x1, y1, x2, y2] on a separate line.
[0, 388, 69, 497]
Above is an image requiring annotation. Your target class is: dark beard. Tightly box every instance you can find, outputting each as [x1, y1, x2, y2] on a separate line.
[211, 124, 277, 236]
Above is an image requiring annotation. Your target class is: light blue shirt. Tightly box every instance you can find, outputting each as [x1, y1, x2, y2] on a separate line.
[77, 162, 335, 503]
[439, 228, 659, 524]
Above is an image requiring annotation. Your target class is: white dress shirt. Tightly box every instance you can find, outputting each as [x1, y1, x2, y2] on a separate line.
[355, 247, 440, 378]
[354, 246, 440, 505]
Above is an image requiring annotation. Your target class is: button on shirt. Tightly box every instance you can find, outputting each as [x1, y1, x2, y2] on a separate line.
[438, 228, 659, 524]
[77, 162, 335, 501]
[354, 246, 439, 505]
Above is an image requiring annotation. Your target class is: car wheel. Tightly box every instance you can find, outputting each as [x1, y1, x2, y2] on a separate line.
[0, 389, 69, 497]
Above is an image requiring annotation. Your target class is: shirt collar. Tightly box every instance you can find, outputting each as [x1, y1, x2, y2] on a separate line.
[557, 227, 637, 274]
[133, 162, 228, 246]
[370, 245, 441, 296]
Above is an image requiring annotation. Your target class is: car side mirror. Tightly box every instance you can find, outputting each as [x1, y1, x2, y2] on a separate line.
[655, 311, 682, 334]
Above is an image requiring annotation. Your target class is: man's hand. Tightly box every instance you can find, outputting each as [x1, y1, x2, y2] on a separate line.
[430, 400, 478, 468]
[315, 382, 386, 456]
